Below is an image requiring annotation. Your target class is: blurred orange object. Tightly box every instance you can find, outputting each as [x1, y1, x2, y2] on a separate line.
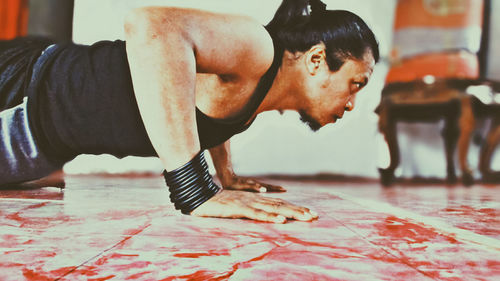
[394, 0, 483, 29]
[391, 0, 484, 60]
[386, 51, 479, 83]
[0, 0, 29, 40]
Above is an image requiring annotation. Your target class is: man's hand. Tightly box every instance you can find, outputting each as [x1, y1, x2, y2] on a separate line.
[220, 175, 287, 193]
[190, 190, 318, 223]
[209, 141, 286, 193]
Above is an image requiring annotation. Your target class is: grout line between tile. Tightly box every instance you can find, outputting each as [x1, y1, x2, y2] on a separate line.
[327, 191, 500, 254]
[53, 222, 152, 281]
[0, 198, 64, 204]
[331, 216, 439, 281]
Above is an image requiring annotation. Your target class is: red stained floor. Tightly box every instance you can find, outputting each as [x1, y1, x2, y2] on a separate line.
[1, 174, 499, 281]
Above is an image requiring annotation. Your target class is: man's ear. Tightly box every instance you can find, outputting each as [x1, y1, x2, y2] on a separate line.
[306, 44, 326, 75]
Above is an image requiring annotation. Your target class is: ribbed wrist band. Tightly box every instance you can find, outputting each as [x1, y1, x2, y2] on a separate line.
[163, 151, 221, 214]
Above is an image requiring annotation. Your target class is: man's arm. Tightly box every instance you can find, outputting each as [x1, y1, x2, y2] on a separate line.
[125, 7, 201, 171]
[124, 7, 316, 223]
[209, 140, 286, 193]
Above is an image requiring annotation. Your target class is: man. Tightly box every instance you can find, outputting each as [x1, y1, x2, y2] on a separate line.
[0, 0, 378, 223]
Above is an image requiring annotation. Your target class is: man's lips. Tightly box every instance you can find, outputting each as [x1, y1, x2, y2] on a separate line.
[333, 114, 344, 122]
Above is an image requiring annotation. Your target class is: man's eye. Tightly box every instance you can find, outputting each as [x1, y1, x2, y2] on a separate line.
[354, 82, 364, 89]
[352, 77, 368, 90]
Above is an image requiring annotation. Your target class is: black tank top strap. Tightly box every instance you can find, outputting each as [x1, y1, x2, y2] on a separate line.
[196, 27, 283, 149]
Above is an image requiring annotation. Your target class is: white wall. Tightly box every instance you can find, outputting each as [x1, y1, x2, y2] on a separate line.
[486, 0, 500, 81]
[69, 0, 485, 179]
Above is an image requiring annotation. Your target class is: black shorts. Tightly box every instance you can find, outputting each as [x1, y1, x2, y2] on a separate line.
[0, 97, 62, 185]
[0, 37, 63, 185]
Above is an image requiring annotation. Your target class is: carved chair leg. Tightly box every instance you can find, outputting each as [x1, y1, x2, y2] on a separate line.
[456, 97, 475, 186]
[479, 116, 500, 182]
[378, 108, 399, 186]
[442, 103, 460, 184]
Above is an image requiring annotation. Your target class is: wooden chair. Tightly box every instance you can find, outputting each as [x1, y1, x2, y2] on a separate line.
[377, 79, 479, 186]
[377, 0, 484, 186]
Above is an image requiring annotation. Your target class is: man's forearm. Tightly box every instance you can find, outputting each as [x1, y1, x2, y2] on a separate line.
[209, 140, 235, 184]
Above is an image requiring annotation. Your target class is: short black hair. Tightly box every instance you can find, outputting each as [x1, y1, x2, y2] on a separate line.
[266, 0, 379, 71]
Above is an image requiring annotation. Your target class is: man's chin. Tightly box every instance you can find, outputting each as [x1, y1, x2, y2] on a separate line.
[299, 111, 322, 132]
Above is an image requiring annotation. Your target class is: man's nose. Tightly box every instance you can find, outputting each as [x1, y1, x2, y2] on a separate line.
[345, 100, 354, 111]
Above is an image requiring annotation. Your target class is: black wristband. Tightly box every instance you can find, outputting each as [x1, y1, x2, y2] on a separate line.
[163, 151, 221, 214]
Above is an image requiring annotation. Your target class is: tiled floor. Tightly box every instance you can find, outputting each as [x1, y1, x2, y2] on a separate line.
[0, 174, 499, 280]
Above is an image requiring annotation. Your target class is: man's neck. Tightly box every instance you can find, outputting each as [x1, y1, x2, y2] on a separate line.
[255, 58, 304, 115]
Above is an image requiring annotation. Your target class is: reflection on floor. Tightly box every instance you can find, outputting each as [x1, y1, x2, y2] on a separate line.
[0, 174, 499, 281]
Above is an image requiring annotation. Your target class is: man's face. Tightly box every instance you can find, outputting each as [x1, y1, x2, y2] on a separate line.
[300, 51, 375, 132]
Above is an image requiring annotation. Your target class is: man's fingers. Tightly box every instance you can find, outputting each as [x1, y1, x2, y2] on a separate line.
[244, 207, 286, 224]
[261, 183, 286, 193]
[191, 190, 317, 223]
[253, 199, 317, 221]
[248, 182, 265, 193]
[236, 182, 265, 193]
[225, 181, 266, 193]
[222, 177, 287, 193]
[193, 206, 285, 224]
[239, 180, 286, 193]
[248, 179, 286, 193]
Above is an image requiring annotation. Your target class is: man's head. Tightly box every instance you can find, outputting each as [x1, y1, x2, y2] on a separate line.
[297, 45, 375, 131]
[266, 0, 379, 131]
